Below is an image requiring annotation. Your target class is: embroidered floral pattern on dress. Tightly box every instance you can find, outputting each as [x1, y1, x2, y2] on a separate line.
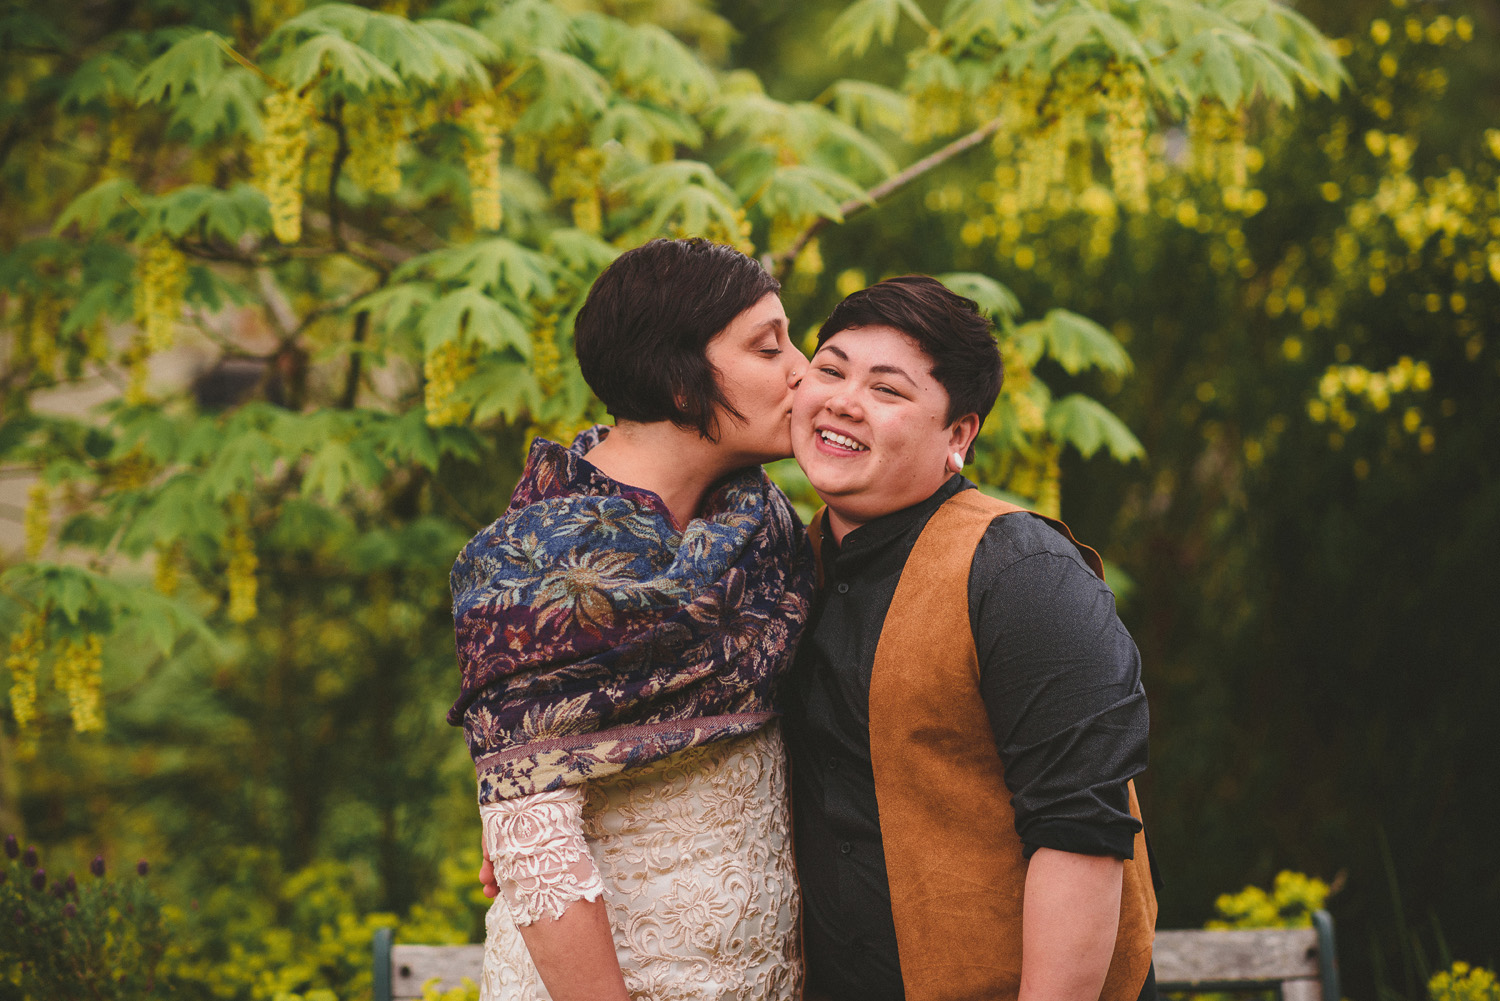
[479, 726, 800, 1001]
[482, 787, 604, 926]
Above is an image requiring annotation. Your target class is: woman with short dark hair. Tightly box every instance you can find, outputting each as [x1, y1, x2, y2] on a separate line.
[449, 238, 814, 1001]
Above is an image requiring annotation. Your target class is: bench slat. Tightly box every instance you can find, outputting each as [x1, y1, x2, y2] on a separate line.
[377, 918, 1338, 1000]
[390, 944, 485, 999]
[1153, 926, 1320, 984]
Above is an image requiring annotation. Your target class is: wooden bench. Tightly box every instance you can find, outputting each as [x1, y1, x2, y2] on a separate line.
[373, 910, 1340, 1000]
[1155, 911, 1341, 1001]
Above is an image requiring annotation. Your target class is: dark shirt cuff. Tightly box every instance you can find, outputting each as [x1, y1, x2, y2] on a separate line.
[1021, 817, 1139, 860]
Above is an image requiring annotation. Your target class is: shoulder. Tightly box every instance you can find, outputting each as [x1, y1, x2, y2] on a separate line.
[973, 511, 1102, 581]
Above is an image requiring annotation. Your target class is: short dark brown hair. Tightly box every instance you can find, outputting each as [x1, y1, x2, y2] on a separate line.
[573, 238, 781, 440]
[816, 274, 1003, 426]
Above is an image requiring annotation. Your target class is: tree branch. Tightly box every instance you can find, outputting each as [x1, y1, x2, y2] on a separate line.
[325, 96, 351, 253]
[340, 309, 370, 409]
[769, 116, 1004, 282]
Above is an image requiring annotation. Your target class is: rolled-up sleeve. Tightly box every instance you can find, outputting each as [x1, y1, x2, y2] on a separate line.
[970, 516, 1149, 860]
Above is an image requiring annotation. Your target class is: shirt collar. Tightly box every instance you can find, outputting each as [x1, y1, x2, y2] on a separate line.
[819, 474, 973, 571]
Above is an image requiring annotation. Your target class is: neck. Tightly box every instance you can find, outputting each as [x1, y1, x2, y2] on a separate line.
[824, 507, 863, 545]
[822, 475, 957, 545]
[584, 421, 744, 529]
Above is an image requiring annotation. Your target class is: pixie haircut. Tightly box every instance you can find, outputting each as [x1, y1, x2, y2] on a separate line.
[816, 275, 1003, 428]
[573, 238, 781, 440]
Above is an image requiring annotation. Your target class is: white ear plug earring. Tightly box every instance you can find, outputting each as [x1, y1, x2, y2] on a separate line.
[949, 451, 964, 472]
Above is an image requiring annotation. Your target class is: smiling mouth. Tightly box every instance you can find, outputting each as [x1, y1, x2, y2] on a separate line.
[818, 429, 868, 452]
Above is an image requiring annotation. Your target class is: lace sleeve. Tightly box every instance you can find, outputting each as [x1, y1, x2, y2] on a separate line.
[481, 786, 605, 927]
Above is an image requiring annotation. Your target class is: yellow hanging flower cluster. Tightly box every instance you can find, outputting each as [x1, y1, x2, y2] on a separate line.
[461, 101, 503, 232]
[768, 215, 812, 257]
[1034, 444, 1062, 520]
[424, 339, 476, 428]
[1429, 963, 1500, 1001]
[122, 338, 151, 405]
[4, 612, 45, 739]
[1020, 67, 1095, 214]
[23, 481, 49, 559]
[1189, 101, 1249, 190]
[700, 206, 753, 257]
[345, 100, 405, 195]
[252, 0, 304, 32]
[529, 314, 562, 397]
[136, 237, 188, 352]
[226, 503, 259, 623]
[998, 444, 1060, 518]
[907, 85, 965, 144]
[257, 89, 315, 244]
[1078, 185, 1121, 262]
[26, 294, 61, 379]
[82, 320, 110, 364]
[154, 541, 181, 597]
[792, 238, 824, 278]
[54, 633, 104, 733]
[106, 117, 134, 178]
[1101, 62, 1150, 214]
[552, 146, 605, 234]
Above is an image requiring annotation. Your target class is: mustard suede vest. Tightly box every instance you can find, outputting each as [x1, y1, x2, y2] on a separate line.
[808, 490, 1157, 1001]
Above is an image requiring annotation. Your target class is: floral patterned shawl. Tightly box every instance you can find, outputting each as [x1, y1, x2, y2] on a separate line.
[449, 427, 815, 805]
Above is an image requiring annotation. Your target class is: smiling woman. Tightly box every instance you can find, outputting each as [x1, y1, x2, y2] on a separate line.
[448, 238, 816, 1001]
[792, 276, 1001, 541]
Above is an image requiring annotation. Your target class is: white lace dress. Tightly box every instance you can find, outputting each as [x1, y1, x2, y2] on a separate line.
[478, 723, 801, 1001]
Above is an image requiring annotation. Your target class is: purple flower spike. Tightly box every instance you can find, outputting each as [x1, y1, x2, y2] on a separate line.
[63, 902, 76, 919]
[3, 835, 16, 859]
[30, 868, 45, 891]
[65, 873, 77, 894]
[136, 859, 149, 877]
[21, 846, 36, 868]
[90, 855, 105, 877]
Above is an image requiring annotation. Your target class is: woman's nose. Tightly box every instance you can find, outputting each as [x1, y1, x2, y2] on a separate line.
[786, 346, 809, 388]
[825, 391, 858, 419]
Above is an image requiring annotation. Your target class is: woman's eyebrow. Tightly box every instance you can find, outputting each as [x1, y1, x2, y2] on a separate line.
[868, 363, 917, 385]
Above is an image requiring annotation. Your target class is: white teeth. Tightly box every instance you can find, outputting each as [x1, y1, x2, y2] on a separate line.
[819, 429, 868, 451]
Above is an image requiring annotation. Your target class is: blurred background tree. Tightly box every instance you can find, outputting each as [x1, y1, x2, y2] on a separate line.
[5, 0, 1488, 998]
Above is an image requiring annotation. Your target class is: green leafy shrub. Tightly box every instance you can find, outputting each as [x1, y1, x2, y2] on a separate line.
[165, 848, 486, 1001]
[0, 835, 175, 999]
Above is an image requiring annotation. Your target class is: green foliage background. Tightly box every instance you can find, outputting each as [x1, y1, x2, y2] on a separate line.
[0, 0, 1494, 997]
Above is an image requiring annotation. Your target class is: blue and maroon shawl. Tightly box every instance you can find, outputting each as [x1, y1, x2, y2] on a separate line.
[449, 427, 815, 805]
